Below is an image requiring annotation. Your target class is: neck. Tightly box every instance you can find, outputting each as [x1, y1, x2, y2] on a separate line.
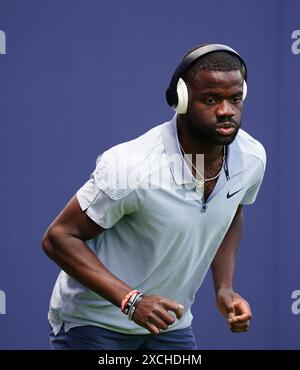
[177, 115, 224, 164]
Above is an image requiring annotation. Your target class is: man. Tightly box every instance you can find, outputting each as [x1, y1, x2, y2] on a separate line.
[43, 44, 266, 350]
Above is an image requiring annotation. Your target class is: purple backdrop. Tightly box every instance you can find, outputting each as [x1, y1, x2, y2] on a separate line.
[0, 0, 299, 349]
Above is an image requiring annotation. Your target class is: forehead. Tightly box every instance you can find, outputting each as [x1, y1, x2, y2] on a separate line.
[189, 69, 243, 93]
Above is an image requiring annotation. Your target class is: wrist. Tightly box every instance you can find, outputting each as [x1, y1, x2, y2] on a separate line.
[121, 289, 141, 313]
[215, 286, 234, 296]
[128, 293, 144, 321]
[120, 289, 144, 320]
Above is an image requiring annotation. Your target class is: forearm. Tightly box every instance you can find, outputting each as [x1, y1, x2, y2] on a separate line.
[211, 205, 243, 293]
[43, 230, 132, 307]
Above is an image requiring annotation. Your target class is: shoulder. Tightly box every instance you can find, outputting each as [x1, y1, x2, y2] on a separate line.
[101, 122, 164, 158]
[97, 121, 166, 169]
[233, 128, 266, 171]
[93, 121, 167, 200]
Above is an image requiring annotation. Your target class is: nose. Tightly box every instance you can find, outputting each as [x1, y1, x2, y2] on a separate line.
[216, 99, 236, 118]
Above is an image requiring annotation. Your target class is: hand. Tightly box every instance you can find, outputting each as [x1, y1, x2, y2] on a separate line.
[132, 295, 184, 334]
[216, 288, 252, 333]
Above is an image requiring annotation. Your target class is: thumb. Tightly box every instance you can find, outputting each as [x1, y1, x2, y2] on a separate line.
[178, 304, 184, 318]
[175, 304, 185, 320]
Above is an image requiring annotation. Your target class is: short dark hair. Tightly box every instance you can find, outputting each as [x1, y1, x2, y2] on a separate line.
[183, 49, 244, 85]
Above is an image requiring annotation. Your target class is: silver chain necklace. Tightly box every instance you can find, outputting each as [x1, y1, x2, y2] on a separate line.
[179, 141, 225, 190]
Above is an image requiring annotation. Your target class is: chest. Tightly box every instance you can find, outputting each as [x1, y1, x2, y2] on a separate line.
[134, 180, 241, 240]
[203, 179, 218, 202]
[192, 159, 223, 202]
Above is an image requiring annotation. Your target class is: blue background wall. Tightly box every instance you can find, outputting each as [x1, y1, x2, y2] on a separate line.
[0, 0, 299, 349]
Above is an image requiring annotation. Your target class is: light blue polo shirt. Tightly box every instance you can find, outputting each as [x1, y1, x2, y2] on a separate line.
[48, 114, 266, 335]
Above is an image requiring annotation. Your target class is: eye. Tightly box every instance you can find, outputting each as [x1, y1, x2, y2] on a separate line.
[205, 97, 216, 105]
[232, 96, 242, 104]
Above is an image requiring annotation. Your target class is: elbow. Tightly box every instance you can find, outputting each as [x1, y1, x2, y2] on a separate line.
[42, 226, 61, 258]
[42, 232, 52, 257]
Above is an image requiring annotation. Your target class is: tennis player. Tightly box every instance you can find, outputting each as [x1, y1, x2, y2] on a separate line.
[43, 44, 266, 350]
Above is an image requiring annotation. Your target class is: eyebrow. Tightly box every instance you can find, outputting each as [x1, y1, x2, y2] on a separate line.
[198, 91, 243, 97]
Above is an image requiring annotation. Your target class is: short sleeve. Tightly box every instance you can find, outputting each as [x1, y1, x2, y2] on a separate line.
[240, 161, 265, 205]
[76, 159, 143, 229]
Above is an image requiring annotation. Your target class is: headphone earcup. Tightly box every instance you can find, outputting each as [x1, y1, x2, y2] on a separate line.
[243, 80, 247, 101]
[174, 78, 189, 114]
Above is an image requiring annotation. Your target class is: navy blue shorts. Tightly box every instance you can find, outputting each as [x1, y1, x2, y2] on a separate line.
[50, 323, 197, 350]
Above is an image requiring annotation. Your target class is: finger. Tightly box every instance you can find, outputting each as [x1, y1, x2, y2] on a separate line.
[227, 312, 235, 320]
[161, 300, 184, 320]
[234, 300, 252, 317]
[229, 312, 252, 324]
[230, 321, 250, 330]
[147, 312, 171, 330]
[155, 309, 176, 326]
[145, 320, 160, 335]
[177, 304, 185, 319]
[152, 316, 170, 330]
[230, 327, 249, 333]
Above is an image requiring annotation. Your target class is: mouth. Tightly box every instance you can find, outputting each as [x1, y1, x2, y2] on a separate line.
[215, 122, 237, 136]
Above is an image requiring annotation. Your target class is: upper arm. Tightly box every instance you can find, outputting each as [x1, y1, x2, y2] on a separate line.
[44, 149, 144, 242]
[219, 205, 243, 246]
[45, 195, 105, 242]
[231, 204, 243, 229]
[236, 204, 243, 217]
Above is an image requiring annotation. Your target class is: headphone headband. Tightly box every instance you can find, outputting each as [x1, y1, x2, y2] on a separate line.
[166, 43, 247, 109]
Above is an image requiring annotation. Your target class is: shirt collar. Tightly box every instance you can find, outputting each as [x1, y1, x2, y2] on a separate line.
[161, 114, 243, 186]
[161, 114, 194, 185]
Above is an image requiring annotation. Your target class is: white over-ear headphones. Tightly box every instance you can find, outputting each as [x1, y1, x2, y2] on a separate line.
[166, 44, 248, 114]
